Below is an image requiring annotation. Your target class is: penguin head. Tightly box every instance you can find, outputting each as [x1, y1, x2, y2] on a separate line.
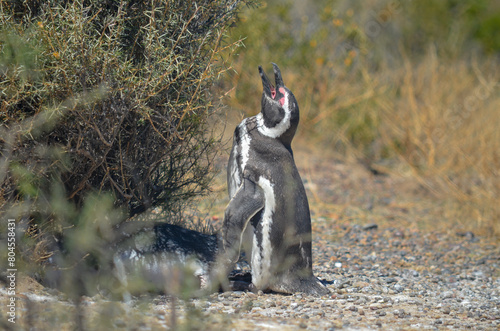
[258, 63, 299, 144]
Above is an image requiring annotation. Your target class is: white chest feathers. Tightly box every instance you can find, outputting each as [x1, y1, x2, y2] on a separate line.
[251, 176, 276, 289]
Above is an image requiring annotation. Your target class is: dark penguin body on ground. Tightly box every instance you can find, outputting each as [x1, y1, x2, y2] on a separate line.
[113, 223, 218, 297]
[113, 223, 252, 296]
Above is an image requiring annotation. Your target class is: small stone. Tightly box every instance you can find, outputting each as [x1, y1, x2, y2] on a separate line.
[394, 284, 404, 293]
[393, 230, 405, 238]
[363, 223, 378, 231]
[353, 281, 369, 288]
[456, 231, 476, 241]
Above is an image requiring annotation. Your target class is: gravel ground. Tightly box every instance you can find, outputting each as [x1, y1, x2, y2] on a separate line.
[148, 222, 499, 330]
[1, 146, 499, 330]
[1, 224, 498, 330]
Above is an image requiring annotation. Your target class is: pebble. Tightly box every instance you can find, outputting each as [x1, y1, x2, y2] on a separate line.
[385, 277, 397, 284]
[441, 291, 454, 299]
[393, 284, 404, 293]
[363, 223, 378, 231]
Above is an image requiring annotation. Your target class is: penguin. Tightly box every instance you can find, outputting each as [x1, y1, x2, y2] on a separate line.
[113, 223, 253, 300]
[215, 63, 329, 296]
[113, 223, 218, 300]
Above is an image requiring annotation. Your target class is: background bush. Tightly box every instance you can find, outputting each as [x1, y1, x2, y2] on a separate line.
[1, 0, 250, 217]
[0, 0, 253, 292]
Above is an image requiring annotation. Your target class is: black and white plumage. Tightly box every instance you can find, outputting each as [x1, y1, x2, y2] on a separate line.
[113, 223, 218, 299]
[217, 63, 329, 295]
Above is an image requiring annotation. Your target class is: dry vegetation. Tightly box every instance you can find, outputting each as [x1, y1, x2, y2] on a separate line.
[379, 52, 499, 234]
[0, 0, 254, 297]
[223, 0, 500, 236]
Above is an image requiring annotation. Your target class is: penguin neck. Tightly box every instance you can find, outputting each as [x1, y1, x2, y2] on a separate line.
[256, 111, 297, 143]
[277, 123, 297, 147]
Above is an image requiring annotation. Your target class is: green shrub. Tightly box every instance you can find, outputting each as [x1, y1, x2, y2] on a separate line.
[1, 0, 253, 217]
[398, 0, 500, 57]
[0, 0, 255, 294]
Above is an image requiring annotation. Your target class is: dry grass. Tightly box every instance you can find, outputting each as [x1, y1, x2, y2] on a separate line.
[217, 0, 500, 237]
[378, 50, 500, 235]
[222, 47, 499, 237]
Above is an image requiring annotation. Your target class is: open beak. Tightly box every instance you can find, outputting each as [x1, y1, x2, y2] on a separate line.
[259, 63, 285, 100]
[259, 65, 276, 99]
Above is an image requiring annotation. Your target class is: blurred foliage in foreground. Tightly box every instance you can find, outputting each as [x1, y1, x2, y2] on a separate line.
[0, 0, 253, 304]
[224, 0, 499, 235]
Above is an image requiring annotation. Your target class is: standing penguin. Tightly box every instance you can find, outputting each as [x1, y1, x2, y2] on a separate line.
[214, 63, 329, 295]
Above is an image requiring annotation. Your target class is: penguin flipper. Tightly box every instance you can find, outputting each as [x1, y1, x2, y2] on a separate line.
[212, 177, 264, 290]
[221, 177, 264, 261]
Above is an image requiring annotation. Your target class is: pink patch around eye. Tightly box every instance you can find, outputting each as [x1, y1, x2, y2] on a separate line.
[278, 87, 286, 106]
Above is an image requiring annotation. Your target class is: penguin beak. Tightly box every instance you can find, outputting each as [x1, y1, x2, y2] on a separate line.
[272, 63, 284, 88]
[259, 65, 276, 99]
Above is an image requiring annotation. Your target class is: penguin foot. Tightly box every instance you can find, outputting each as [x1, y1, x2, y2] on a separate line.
[227, 271, 254, 292]
[269, 277, 330, 296]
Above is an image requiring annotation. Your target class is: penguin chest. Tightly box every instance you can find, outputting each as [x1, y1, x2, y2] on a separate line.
[250, 176, 277, 289]
[249, 170, 312, 290]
